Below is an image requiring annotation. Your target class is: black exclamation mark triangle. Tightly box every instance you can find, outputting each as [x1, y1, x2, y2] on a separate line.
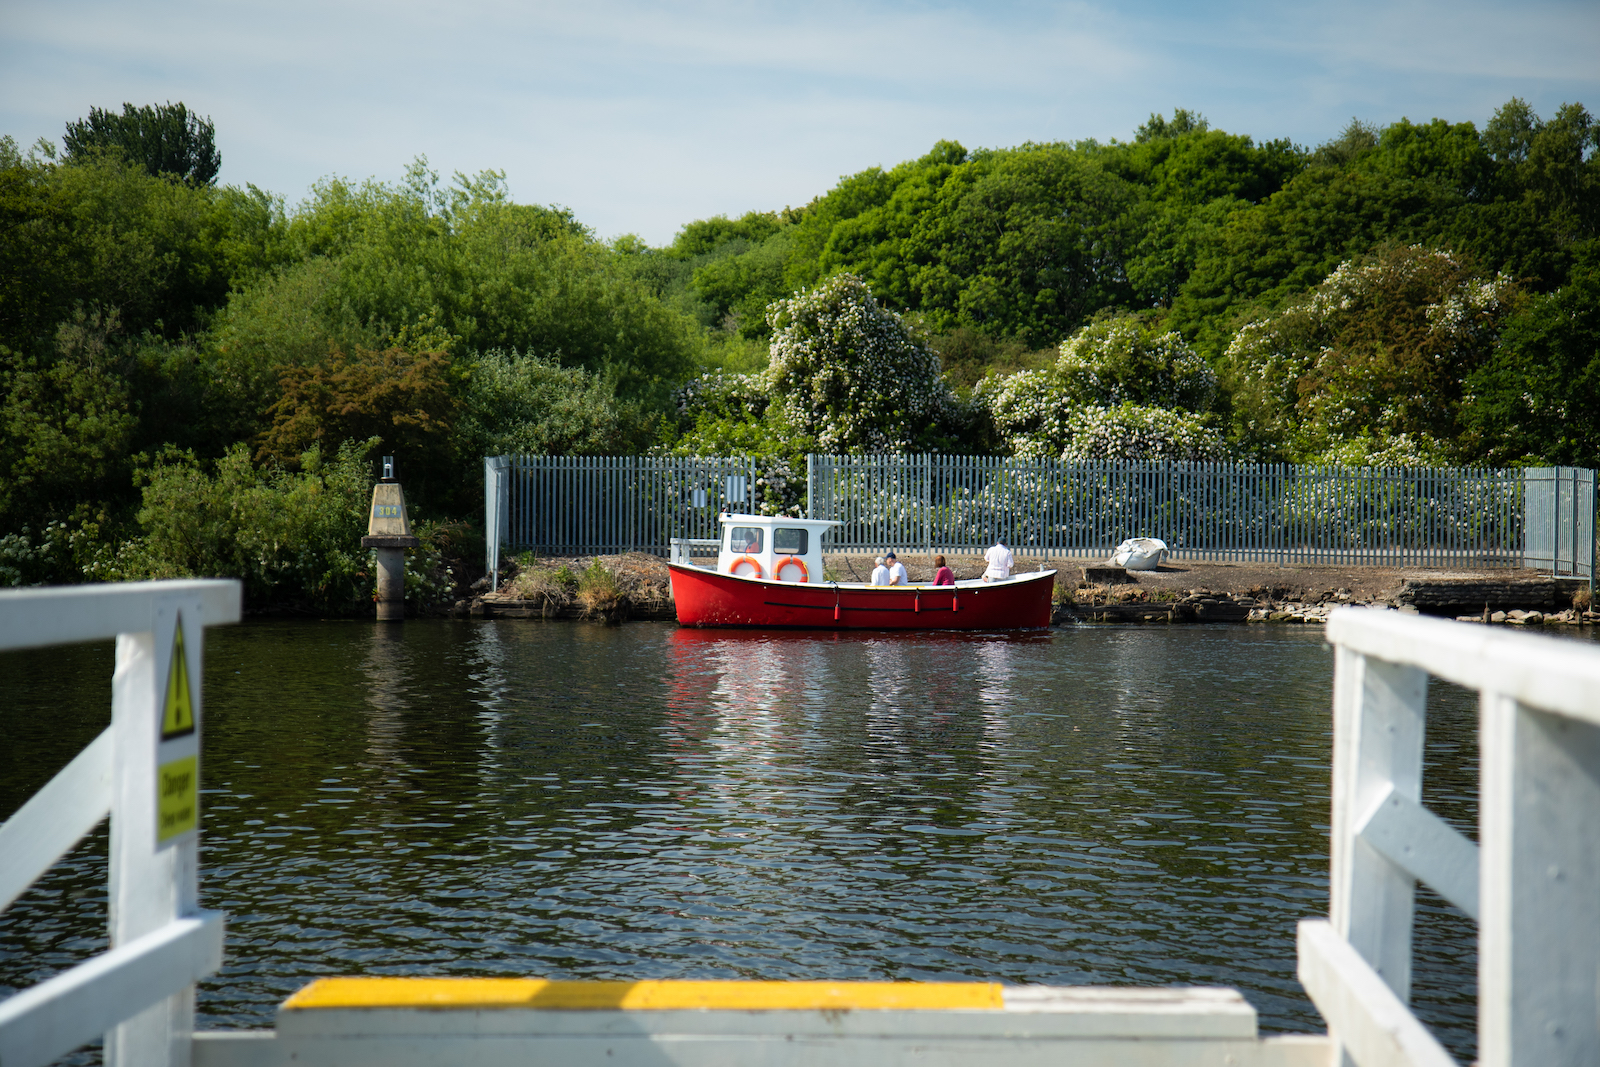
[161, 615, 195, 740]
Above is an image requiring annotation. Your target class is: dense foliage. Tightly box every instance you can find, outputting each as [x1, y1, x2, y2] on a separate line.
[62, 101, 221, 187]
[983, 317, 1228, 461]
[3, 95, 1596, 598]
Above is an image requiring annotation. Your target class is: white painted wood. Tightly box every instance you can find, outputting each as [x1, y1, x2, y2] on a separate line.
[0, 726, 112, 913]
[1355, 785, 1480, 920]
[1296, 920, 1456, 1067]
[0, 581, 238, 1067]
[278, 987, 1255, 1041]
[1477, 693, 1600, 1067]
[1326, 609, 1600, 727]
[229, 984, 1335, 1066]
[107, 595, 206, 1067]
[0, 579, 240, 653]
[1001, 985, 1255, 1034]
[191, 1032, 279, 1067]
[195, 1032, 1336, 1067]
[0, 912, 223, 1067]
[1328, 648, 1426, 1003]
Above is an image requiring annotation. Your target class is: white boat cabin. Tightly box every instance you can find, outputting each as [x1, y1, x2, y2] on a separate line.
[717, 513, 839, 583]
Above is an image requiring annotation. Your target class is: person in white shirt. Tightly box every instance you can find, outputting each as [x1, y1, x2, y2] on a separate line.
[885, 552, 908, 585]
[870, 556, 892, 585]
[983, 540, 1013, 582]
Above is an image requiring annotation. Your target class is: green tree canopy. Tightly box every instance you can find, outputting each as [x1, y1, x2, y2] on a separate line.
[766, 273, 950, 452]
[1465, 252, 1600, 467]
[63, 102, 221, 187]
[1225, 244, 1517, 462]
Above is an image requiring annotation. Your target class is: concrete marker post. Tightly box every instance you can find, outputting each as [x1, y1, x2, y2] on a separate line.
[362, 456, 420, 622]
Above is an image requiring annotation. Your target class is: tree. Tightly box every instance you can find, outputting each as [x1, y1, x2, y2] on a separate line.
[1465, 257, 1600, 467]
[258, 345, 458, 508]
[457, 349, 650, 457]
[228, 162, 695, 407]
[1224, 244, 1517, 462]
[766, 273, 950, 452]
[983, 316, 1226, 461]
[63, 102, 221, 186]
[0, 309, 138, 528]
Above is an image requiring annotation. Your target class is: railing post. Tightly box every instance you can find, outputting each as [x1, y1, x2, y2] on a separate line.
[1328, 644, 1428, 1020]
[1477, 690, 1600, 1067]
[107, 592, 205, 1067]
[806, 454, 815, 520]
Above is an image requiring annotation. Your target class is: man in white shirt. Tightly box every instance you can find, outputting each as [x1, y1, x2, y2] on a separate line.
[983, 540, 1013, 582]
[870, 556, 892, 585]
[885, 552, 908, 586]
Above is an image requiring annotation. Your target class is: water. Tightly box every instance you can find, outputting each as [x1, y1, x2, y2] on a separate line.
[2, 619, 1488, 1059]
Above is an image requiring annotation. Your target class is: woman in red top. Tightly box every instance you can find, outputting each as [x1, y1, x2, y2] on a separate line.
[932, 554, 955, 586]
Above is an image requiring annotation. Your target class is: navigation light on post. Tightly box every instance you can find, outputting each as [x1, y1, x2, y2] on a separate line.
[361, 456, 420, 621]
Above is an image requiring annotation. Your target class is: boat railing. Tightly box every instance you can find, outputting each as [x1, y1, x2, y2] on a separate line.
[667, 537, 720, 566]
[0, 579, 241, 1067]
[1311, 608, 1600, 1066]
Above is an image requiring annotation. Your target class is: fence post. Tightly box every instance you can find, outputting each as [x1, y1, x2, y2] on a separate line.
[1327, 644, 1428, 1023]
[483, 457, 509, 589]
[1478, 690, 1600, 1067]
[106, 592, 206, 1067]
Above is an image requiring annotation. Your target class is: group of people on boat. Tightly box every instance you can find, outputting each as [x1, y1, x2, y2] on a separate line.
[867, 541, 1015, 586]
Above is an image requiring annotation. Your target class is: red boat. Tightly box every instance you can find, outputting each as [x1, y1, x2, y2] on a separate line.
[668, 514, 1056, 631]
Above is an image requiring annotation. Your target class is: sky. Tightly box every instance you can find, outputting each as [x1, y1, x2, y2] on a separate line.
[3, 0, 1598, 245]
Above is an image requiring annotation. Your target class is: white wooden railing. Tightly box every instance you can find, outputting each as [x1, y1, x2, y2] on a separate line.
[1306, 608, 1600, 1067]
[0, 580, 241, 1067]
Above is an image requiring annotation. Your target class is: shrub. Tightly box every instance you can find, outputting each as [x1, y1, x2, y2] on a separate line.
[983, 315, 1227, 460]
[1224, 244, 1517, 461]
[0, 519, 109, 586]
[766, 273, 952, 452]
[1055, 317, 1216, 410]
[460, 348, 647, 457]
[107, 438, 379, 612]
[1055, 403, 1232, 461]
[576, 557, 622, 619]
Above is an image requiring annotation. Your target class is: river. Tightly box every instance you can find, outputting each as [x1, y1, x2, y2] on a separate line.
[2, 619, 1490, 1060]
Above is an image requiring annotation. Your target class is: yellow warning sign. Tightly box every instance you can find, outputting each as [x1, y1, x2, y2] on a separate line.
[157, 755, 198, 842]
[162, 615, 195, 740]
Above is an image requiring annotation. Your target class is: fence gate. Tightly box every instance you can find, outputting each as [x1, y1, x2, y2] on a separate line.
[1522, 466, 1596, 582]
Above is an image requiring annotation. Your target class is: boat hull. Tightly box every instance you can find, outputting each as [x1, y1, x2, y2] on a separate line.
[668, 563, 1056, 630]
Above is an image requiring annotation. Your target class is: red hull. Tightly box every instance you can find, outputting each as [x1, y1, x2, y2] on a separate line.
[668, 563, 1056, 630]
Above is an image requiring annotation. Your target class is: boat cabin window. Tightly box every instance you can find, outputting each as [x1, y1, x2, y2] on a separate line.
[728, 526, 763, 553]
[773, 528, 808, 555]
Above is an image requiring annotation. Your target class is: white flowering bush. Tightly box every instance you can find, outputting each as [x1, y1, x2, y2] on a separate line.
[1310, 432, 1453, 468]
[0, 520, 110, 586]
[1056, 403, 1231, 461]
[1225, 245, 1516, 462]
[766, 273, 951, 452]
[983, 316, 1226, 461]
[674, 370, 769, 421]
[1056, 318, 1216, 410]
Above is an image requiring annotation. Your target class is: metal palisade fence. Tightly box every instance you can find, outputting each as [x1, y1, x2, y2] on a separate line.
[810, 456, 1546, 567]
[487, 454, 1596, 579]
[485, 455, 759, 577]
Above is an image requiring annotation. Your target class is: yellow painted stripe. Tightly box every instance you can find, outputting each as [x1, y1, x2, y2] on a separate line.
[282, 978, 1004, 1012]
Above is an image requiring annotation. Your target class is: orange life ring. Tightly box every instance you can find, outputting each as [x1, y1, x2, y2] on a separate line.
[773, 556, 809, 583]
[727, 555, 764, 578]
